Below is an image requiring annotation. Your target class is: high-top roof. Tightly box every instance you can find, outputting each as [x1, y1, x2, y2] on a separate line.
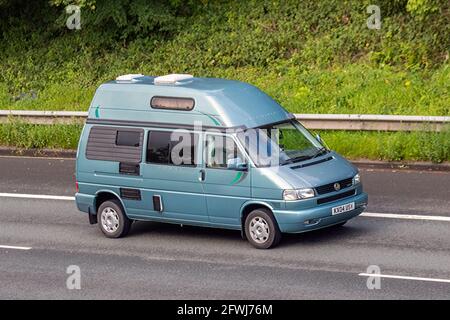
[88, 75, 292, 129]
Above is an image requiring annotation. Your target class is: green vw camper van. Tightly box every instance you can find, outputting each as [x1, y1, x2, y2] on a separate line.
[75, 74, 368, 249]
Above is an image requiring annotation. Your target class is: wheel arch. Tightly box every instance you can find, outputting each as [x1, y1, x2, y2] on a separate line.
[239, 201, 275, 239]
[94, 190, 127, 216]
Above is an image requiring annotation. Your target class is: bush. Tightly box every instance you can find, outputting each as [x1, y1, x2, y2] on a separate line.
[0, 1, 448, 160]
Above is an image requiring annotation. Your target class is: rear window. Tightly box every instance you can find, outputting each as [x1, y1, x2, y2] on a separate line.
[150, 96, 195, 111]
[86, 126, 143, 163]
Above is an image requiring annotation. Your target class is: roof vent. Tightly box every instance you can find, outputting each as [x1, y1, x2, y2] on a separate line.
[116, 74, 144, 81]
[154, 74, 193, 85]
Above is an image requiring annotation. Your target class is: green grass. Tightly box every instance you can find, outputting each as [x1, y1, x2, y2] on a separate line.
[0, 1, 448, 115]
[1, 63, 448, 115]
[0, 123, 82, 149]
[320, 129, 450, 163]
[1, 123, 448, 163]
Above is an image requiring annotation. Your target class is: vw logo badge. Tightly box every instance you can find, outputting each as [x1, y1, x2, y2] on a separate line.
[333, 183, 341, 191]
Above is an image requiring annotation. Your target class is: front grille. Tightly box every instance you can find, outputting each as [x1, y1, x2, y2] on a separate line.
[317, 190, 355, 205]
[315, 177, 353, 195]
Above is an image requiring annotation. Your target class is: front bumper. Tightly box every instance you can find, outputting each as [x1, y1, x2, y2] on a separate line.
[274, 192, 368, 233]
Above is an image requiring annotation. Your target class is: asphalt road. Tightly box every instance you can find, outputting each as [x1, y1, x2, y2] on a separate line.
[0, 156, 449, 300]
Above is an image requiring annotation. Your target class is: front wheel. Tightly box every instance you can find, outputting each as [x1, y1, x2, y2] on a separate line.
[97, 200, 132, 238]
[245, 209, 281, 249]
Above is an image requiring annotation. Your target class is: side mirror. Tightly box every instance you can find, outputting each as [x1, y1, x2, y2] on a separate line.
[234, 163, 248, 171]
[227, 157, 248, 171]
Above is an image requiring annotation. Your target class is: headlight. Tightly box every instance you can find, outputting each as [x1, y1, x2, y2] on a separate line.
[283, 189, 299, 201]
[283, 188, 315, 201]
[353, 173, 361, 185]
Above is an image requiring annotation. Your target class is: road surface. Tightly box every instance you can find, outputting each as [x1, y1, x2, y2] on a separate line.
[0, 156, 449, 299]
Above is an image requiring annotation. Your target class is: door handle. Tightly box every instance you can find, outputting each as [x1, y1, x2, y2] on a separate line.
[199, 169, 206, 182]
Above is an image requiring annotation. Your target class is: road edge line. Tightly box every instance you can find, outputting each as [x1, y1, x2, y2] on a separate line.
[358, 273, 450, 284]
[0, 245, 32, 251]
[0, 193, 75, 201]
[360, 212, 450, 222]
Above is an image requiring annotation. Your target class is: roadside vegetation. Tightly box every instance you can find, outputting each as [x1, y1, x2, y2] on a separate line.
[0, 0, 448, 161]
[1, 123, 448, 163]
[0, 123, 83, 150]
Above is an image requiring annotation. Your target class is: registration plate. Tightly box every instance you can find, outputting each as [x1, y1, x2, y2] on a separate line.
[332, 202, 355, 215]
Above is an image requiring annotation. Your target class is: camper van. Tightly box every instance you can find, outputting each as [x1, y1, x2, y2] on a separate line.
[75, 74, 368, 249]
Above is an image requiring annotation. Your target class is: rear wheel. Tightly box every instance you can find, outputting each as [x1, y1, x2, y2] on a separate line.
[245, 209, 281, 249]
[97, 200, 132, 238]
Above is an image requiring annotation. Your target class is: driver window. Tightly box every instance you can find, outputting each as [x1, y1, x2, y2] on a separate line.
[205, 134, 245, 169]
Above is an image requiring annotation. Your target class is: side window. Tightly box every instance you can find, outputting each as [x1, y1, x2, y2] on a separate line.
[146, 130, 198, 166]
[147, 131, 171, 164]
[116, 130, 141, 147]
[205, 135, 245, 169]
[86, 126, 143, 162]
[150, 96, 195, 111]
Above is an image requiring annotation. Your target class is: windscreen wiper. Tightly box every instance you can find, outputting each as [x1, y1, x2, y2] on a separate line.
[310, 147, 328, 159]
[281, 155, 312, 165]
[282, 147, 328, 165]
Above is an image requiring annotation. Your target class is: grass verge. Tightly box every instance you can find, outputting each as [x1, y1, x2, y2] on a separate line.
[0, 123, 82, 150]
[320, 129, 450, 163]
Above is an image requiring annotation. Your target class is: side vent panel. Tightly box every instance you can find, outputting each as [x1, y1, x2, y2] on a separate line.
[120, 188, 141, 201]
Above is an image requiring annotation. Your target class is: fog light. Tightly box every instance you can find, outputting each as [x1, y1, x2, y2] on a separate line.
[304, 218, 320, 225]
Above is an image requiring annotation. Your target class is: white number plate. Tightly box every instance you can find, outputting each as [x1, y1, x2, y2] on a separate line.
[332, 202, 355, 215]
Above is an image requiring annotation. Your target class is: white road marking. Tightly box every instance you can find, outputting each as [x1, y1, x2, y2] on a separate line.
[0, 193, 75, 201]
[0, 245, 32, 251]
[361, 212, 450, 222]
[0, 192, 449, 223]
[359, 273, 450, 284]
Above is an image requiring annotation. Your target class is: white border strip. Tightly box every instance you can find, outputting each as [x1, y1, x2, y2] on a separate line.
[359, 273, 450, 284]
[0, 245, 32, 251]
[361, 212, 450, 222]
[0, 193, 75, 201]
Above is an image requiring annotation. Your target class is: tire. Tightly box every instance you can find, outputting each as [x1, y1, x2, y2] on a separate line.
[244, 209, 281, 249]
[97, 199, 132, 238]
